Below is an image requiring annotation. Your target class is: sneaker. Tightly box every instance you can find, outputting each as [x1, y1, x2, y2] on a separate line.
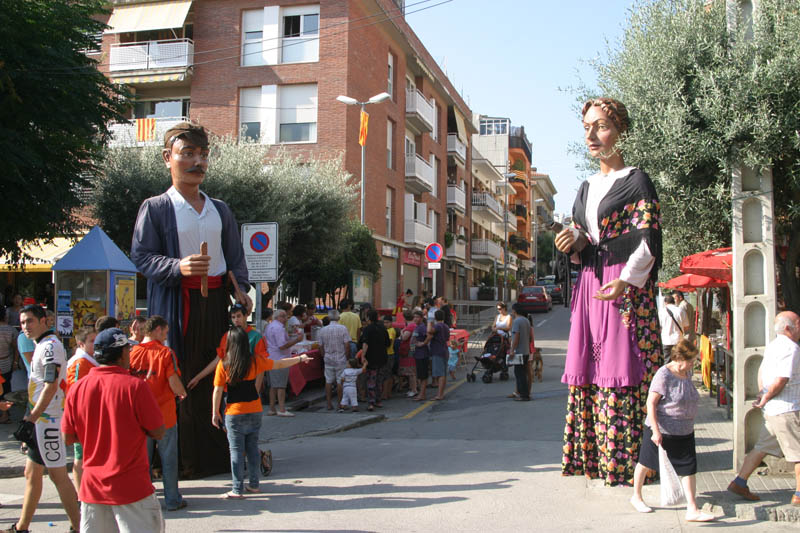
[167, 500, 188, 512]
[727, 481, 760, 501]
[406, 391, 416, 398]
[791, 495, 800, 506]
[276, 410, 295, 417]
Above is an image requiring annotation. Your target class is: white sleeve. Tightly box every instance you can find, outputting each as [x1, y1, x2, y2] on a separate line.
[619, 240, 655, 288]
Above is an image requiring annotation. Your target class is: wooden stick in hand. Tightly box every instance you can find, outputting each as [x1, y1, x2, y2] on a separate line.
[200, 241, 208, 298]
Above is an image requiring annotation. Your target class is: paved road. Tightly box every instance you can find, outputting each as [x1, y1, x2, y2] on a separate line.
[0, 306, 796, 531]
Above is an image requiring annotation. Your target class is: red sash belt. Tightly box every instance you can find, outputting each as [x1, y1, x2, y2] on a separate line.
[181, 275, 223, 335]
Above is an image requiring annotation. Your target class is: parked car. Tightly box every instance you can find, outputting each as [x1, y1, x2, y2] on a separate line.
[542, 282, 564, 304]
[517, 285, 552, 313]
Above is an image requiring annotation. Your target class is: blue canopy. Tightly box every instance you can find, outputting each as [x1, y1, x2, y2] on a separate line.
[52, 226, 137, 273]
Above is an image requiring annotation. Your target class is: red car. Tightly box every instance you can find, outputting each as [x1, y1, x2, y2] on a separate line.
[517, 285, 552, 313]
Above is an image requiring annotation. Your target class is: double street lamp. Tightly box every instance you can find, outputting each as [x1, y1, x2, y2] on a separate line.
[336, 92, 392, 224]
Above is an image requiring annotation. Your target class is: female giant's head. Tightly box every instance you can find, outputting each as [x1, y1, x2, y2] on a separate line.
[581, 98, 630, 160]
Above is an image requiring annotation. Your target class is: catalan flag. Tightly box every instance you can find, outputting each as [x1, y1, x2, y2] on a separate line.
[136, 118, 157, 142]
[358, 110, 369, 146]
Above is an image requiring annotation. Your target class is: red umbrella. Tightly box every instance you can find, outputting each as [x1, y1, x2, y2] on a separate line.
[658, 273, 728, 291]
[679, 247, 732, 282]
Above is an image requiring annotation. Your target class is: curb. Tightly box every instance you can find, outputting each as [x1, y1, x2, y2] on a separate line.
[713, 496, 800, 522]
[263, 414, 386, 443]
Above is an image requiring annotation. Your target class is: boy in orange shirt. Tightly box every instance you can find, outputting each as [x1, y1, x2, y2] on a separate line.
[129, 315, 188, 512]
[65, 326, 98, 493]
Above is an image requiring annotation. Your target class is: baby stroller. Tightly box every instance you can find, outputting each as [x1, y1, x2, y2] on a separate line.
[467, 332, 510, 383]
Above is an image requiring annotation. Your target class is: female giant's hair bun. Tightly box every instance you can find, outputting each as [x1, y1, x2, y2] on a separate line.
[582, 98, 630, 134]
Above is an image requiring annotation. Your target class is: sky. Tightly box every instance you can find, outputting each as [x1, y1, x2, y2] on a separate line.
[406, 0, 636, 215]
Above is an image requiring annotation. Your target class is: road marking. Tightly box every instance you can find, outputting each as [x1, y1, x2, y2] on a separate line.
[535, 319, 548, 327]
[398, 378, 467, 420]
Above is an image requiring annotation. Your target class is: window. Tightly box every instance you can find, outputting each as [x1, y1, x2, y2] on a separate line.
[242, 9, 265, 67]
[431, 100, 438, 142]
[386, 119, 394, 169]
[431, 156, 438, 198]
[134, 99, 190, 119]
[479, 118, 509, 136]
[432, 211, 440, 243]
[281, 6, 320, 63]
[239, 87, 262, 142]
[405, 135, 415, 158]
[386, 188, 394, 238]
[279, 84, 317, 143]
[387, 52, 394, 99]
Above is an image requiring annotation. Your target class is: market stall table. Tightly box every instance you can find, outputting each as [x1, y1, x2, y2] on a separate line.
[287, 349, 322, 396]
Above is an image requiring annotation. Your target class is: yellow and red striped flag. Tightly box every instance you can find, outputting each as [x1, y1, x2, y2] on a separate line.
[358, 110, 369, 146]
[136, 118, 157, 142]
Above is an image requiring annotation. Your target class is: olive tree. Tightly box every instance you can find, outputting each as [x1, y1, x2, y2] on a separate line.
[580, 0, 800, 307]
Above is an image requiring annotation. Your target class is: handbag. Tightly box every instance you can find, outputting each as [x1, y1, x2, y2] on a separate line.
[13, 420, 36, 448]
[658, 444, 686, 506]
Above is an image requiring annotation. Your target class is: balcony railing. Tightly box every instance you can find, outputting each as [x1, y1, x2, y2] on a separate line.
[110, 39, 194, 72]
[446, 183, 466, 213]
[494, 210, 517, 234]
[405, 154, 434, 194]
[405, 89, 434, 132]
[471, 239, 502, 260]
[445, 241, 466, 261]
[472, 191, 501, 219]
[507, 251, 518, 269]
[404, 218, 433, 247]
[515, 204, 528, 219]
[446, 133, 467, 163]
[108, 116, 189, 146]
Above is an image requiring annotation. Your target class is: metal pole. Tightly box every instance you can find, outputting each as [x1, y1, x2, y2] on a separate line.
[360, 103, 366, 225]
[503, 185, 508, 302]
[254, 282, 262, 331]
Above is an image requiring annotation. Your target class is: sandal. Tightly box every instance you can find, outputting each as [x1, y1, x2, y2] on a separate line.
[260, 449, 273, 476]
[367, 405, 374, 411]
[220, 491, 244, 500]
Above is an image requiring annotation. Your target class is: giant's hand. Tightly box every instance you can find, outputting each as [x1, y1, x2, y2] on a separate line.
[554, 228, 575, 253]
[179, 254, 210, 277]
[593, 278, 629, 301]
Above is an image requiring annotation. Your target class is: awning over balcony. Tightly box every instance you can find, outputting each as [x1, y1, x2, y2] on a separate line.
[454, 109, 467, 143]
[106, 1, 192, 34]
[113, 72, 187, 84]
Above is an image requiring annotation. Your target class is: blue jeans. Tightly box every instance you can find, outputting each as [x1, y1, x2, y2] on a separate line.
[147, 424, 182, 509]
[225, 411, 262, 495]
[349, 341, 358, 360]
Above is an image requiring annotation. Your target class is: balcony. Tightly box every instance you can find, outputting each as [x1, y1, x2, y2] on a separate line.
[405, 89, 434, 133]
[506, 251, 518, 270]
[536, 205, 549, 222]
[510, 173, 528, 193]
[472, 191, 502, 222]
[445, 241, 466, 262]
[446, 134, 467, 166]
[446, 183, 466, 214]
[471, 239, 502, 262]
[493, 209, 517, 234]
[404, 218, 433, 248]
[110, 39, 193, 73]
[515, 204, 528, 219]
[405, 154, 434, 195]
[108, 116, 189, 147]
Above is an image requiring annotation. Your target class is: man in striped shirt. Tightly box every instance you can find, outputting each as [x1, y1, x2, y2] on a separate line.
[318, 310, 351, 410]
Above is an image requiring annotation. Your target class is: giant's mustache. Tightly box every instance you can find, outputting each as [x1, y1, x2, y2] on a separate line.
[186, 166, 205, 174]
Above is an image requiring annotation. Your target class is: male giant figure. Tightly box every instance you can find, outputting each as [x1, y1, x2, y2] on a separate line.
[131, 123, 251, 477]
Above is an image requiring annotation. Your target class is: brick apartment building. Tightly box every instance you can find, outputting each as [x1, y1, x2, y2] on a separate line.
[94, 0, 526, 307]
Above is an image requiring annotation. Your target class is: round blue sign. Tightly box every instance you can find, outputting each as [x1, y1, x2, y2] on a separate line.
[425, 242, 443, 262]
[250, 232, 270, 253]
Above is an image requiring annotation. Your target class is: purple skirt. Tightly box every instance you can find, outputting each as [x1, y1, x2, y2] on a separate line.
[562, 260, 645, 388]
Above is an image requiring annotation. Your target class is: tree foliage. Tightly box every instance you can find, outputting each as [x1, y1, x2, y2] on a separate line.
[93, 138, 367, 301]
[581, 0, 800, 302]
[0, 0, 128, 262]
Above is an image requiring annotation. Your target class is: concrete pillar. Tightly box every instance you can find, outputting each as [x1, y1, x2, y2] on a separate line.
[731, 166, 776, 469]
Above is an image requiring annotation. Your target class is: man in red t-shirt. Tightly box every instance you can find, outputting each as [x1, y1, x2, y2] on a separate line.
[129, 316, 188, 512]
[62, 328, 166, 532]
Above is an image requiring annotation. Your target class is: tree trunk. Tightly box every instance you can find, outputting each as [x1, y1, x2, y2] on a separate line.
[781, 221, 800, 314]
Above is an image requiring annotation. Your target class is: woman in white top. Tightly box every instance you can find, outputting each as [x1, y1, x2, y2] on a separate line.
[555, 98, 663, 486]
[492, 302, 512, 337]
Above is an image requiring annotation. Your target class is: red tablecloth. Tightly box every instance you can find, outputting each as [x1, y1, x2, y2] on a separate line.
[450, 329, 469, 352]
[287, 349, 322, 396]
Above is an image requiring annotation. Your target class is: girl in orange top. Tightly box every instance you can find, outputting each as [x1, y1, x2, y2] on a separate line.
[212, 327, 309, 499]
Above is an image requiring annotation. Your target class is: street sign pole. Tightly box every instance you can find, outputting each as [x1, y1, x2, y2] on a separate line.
[241, 222, 279, 325]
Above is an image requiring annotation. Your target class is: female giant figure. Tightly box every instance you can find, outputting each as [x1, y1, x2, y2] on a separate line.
[556, 99, 663, 486]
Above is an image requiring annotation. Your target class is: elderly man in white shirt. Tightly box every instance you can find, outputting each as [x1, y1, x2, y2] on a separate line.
[317, 310, 351, 410]
[728, 311, 800, 505]
[660, 294, 688, 360]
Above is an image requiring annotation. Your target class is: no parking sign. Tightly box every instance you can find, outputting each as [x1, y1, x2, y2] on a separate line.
[241, 222, 278, 282]
[425, 242, 443, 270]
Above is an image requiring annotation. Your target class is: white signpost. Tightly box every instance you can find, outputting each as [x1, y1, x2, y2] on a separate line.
[241, 222, 279, 325]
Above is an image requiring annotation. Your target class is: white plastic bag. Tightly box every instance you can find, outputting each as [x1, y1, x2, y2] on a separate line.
[659, 444, 686, 506]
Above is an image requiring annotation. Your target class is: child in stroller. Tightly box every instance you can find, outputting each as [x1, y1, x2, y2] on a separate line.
[467, 332, 510, 383]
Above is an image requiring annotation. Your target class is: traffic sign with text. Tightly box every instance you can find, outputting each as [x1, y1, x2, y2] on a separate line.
[241, 222, 278, 282]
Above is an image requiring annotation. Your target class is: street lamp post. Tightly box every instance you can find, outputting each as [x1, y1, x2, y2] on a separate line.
[502, 171, 516, 302]
[336, 92, 391, 224]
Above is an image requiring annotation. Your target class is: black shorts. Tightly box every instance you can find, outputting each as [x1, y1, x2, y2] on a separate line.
[415, 357, 429, 380]
[639, 424, 697, 476]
